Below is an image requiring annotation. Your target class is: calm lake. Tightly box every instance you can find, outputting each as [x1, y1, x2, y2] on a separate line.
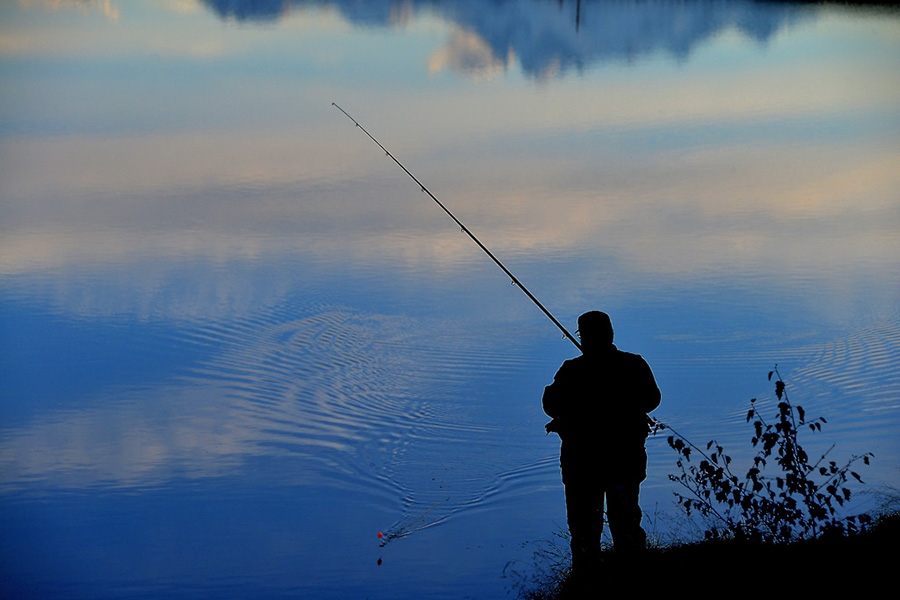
[1, 1, 898, 598]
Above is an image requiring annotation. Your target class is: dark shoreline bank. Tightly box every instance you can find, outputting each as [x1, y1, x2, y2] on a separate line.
[522, 512, 898, 599]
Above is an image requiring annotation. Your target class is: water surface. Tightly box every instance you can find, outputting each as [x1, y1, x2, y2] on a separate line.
[1, 1, 899, 598]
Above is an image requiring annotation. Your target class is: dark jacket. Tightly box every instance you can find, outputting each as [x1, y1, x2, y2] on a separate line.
[543, 344, 660, 484]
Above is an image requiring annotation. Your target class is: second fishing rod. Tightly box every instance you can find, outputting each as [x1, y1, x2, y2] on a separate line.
[332, 102, 581, 352]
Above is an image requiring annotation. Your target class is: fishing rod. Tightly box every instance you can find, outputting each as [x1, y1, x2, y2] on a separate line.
[332, 102, 581, 352]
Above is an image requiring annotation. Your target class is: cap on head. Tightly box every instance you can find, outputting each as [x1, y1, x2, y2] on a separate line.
[577, 311, 613, 346]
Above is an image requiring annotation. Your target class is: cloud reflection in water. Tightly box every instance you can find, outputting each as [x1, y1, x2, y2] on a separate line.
[201, 0, 816, 79]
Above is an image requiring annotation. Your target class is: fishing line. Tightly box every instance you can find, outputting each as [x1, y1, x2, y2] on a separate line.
[332, 102, 581, 352]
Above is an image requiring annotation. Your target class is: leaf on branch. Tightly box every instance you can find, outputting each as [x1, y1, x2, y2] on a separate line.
[666, 368, 873, 544]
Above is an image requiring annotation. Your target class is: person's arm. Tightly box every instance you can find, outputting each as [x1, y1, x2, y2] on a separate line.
[542, 362, 572, 418]
[542, 362, 574, 435]
[634, 355, 661, 414]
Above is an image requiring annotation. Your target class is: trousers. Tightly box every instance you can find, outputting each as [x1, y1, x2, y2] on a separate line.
[564, 478, 646, 573]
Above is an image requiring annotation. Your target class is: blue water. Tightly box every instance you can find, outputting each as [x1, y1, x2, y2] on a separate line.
[2, 1, 899, 598]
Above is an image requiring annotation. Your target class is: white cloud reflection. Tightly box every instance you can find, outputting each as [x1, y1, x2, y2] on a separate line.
[0, 309, 490, 492]
[428, 29, 511, 80]
[17, 0, 120, 20]
[0, 384, 249, 489]
[2, 118, 897, 281]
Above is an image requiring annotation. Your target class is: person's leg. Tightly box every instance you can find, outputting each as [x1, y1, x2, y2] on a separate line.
[564, 479, 602, 575]
[605, 481, 646, 553]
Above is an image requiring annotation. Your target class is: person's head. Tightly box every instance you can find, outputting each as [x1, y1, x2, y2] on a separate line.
[577, 311, 613, 352]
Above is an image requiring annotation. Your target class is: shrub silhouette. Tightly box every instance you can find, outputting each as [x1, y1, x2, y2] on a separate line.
[659, 366, 873, 543]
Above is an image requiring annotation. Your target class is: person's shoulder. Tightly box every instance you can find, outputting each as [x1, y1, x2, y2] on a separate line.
[614, 349, 652, 368]
[558, 355, 585, 370]
[610, 344, 642, 359]
[554, 354, 588, 375]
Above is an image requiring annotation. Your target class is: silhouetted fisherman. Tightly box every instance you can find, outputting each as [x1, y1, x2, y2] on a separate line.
[543, 311, 660, 576]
